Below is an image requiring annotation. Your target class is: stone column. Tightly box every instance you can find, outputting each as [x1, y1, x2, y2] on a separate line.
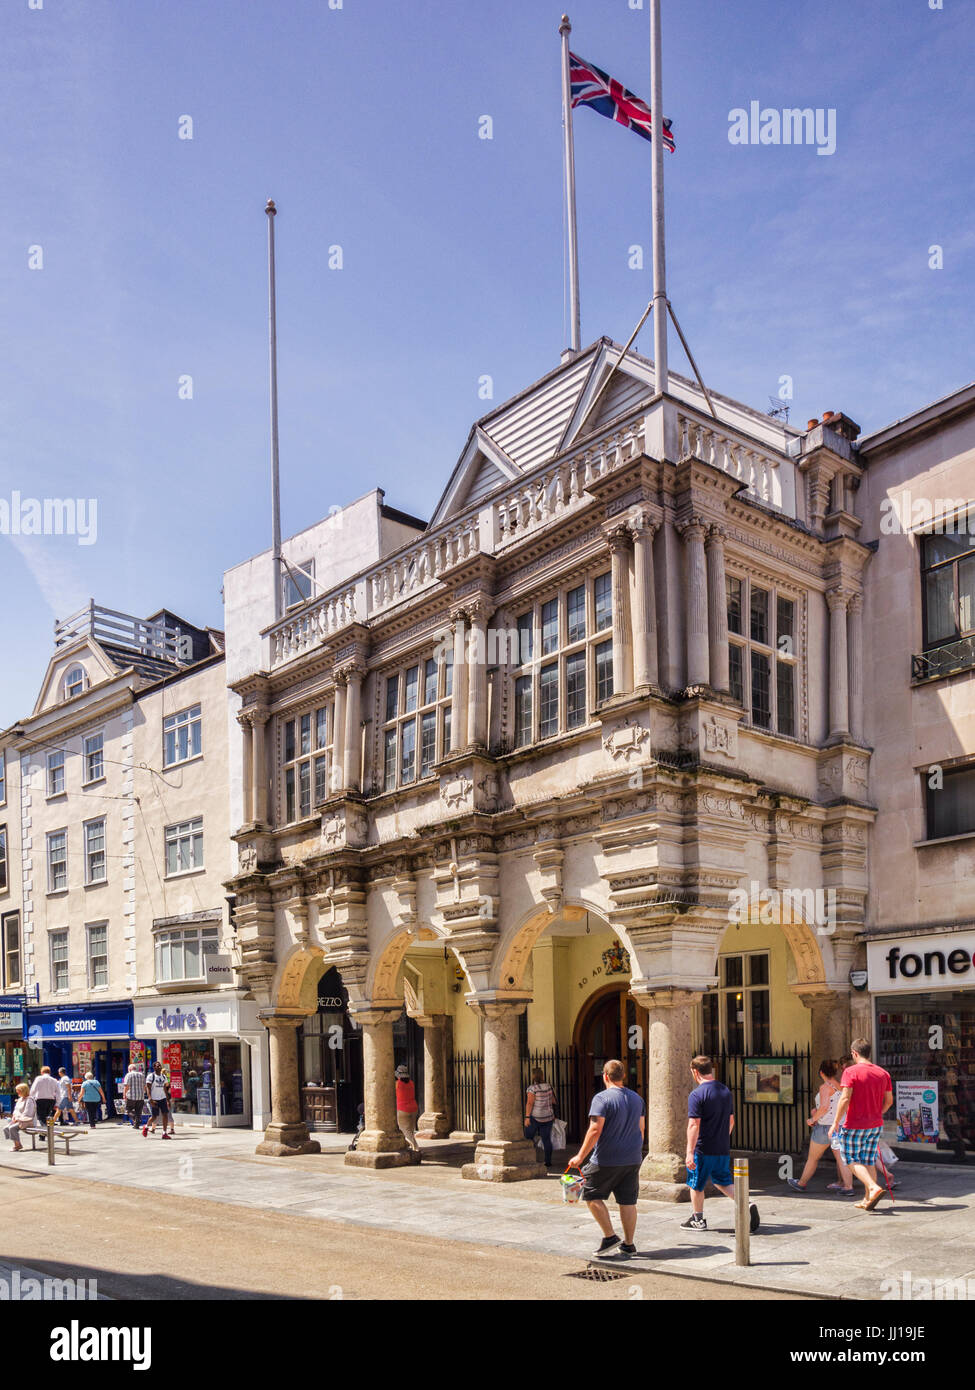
[251, 705, 270, 825]
[417, 1013, 452, 1138]
[630, 514, 659, 688]
[450, 610, 469, 751]
[680, 519, 710, 688]
[330, 675, 347, 794]
[467, 602, 491, 751]
[462, 1000, 541, 1182]
[705, 525, 730, 694]
[797, 988, 852, 1066]
[236, 710, 254, 825]
[345, 1009, 412, 1168]
[827, 589, 851, 743]
[608, 527, 633, 695]
[632, 987, 701, 1199]
[847, 595, 863, 744]
[343, 667, 363, 793]
[255, 1012, 322, 1156]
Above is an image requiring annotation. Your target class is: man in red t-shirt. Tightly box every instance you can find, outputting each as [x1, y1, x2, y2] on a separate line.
[828, 1038, 893, 1211]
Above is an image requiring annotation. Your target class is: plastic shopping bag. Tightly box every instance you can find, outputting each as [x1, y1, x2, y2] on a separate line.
[550, 1118, 568, 1152]
[560, 1167, 586, 1204]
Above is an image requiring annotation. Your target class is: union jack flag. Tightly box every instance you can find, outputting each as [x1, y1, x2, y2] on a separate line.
[569, 52, 675, 152]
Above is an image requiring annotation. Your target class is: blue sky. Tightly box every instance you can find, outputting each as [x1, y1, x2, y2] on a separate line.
[1, 0, 972, 723]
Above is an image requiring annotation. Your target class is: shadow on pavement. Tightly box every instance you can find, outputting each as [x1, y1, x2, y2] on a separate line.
[0, 1253, 308, 1301]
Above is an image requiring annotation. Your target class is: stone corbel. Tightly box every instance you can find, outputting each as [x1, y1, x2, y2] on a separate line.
[532, 838, 564, 915]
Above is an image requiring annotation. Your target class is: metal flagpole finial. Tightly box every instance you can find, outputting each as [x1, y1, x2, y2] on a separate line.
[559, 14, 570, 34]
[265, 199, 276, 216]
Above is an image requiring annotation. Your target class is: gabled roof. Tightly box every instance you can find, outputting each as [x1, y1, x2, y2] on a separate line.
[429, 337, 798, 527]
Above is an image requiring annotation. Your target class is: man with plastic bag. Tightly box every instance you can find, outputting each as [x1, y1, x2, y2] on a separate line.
[566, 1059, 645, 1259]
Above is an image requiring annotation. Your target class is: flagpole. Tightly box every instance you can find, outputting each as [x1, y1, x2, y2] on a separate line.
[649, 0, 668, 393]
[560, 15, 581, 357]
[266, 198, 283, 621]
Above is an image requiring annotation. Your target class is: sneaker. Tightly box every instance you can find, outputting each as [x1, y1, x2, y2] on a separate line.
[786, 1178, 806, 1192]
[161, 1133, 171, 1140]
[680, 1214, 707, 1231]
[141, 1125, 148, 1138]
[592, 1234, 621, 1258]
[618, 1243, 637, 1258]
[750, 1203, 760, 1233]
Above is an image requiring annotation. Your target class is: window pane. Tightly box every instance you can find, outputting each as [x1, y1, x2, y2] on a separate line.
[442, 706, 451, 754]
[424, 659, 438, 706]
[300, 713, 311, 757]
[299, 760, 311, 817]
[385, 676, 399, 723]
[566, 651, 586, 728]
[401, 719, 416, 784]
[750, 650, 771, 728]
[594, 573, 612, 631]
[748, 954, 769, 986]
[284, 720, 295, 764]
[420, 711, 436, 777]
[776, 660, 795, 737]
[729, 644, 744, 706]
[723, 956, 743, 988]
[776, 596, 795, 657]
[959, 555, 975, 635]
[750, 587, 769, 645]
[514, 676, 532, 747]
[922, 531, 975, 568]
[404, 666, 419, 714]
[189, 710, 202, 758]
[924, 568, 956, 645]
[383, 729, 397, 791]
[443, 649, 454, 697]
[566, 585, 586, 643]
[539, 663, 559, 737]
[184, 933, 201, 979]
[928, 766, 975, 839]
[285, 767, 295, 823]
[727, 576, 743, 636]
[316, 706, 329, 750]
[725, 990, 744, 1053]
[595, 640, 613, 704]
[541, 599, 559, 655]
[750, 990, 770, 1053]
[517, 613, 533, 665]
[314, 755, 328, 805]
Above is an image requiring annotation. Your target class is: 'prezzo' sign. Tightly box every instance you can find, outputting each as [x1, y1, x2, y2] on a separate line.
[867, 933, 975, 993]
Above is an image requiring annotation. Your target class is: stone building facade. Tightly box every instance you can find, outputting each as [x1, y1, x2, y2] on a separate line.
[226, 338, 875, 1190]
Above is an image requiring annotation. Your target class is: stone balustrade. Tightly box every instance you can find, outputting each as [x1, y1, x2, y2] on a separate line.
[677, 411, 782, 508]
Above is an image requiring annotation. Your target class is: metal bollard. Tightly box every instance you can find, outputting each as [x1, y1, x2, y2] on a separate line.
[46, 1115, 55, 1167]
[733, 1156, 749, 1266]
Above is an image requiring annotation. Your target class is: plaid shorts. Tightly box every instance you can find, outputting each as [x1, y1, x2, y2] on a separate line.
[841, 1126, 882, 1167]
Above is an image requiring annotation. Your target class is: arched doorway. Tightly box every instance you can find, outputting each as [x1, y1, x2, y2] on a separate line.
[572, 984, 649, 1140]
[298, 965, 363, 1133]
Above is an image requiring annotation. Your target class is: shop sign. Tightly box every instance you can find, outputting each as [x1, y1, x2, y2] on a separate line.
[133, 996, 239, 1038]
[0, 1010, 23, 1031]
[205, 954, 234, 986]
[27, 1001, 134, 1040]
[154, 1006, 207, 1033]
[867, 932, 975, 994]
[895, 1081, 940, 1143]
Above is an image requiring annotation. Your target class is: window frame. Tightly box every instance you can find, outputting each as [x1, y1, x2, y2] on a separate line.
[920, 529, 975, 650]
[153, 923, 220, 985]
[47, 749, 66, 797]
[1, 911, 20, 989]
[280, 702, 333, 824]
[84, 816, 107, 886]
[924, 762, 975, 841]
[510, 571, 614, 750]
[379, 652, 452, 793]
[49, 928, 69, 993]
[702, 949, 771, 1055]
[163, 704, 203, 768]
[86, 921, 109, 990]
[0, 825, 6, 894]
[63, 665, 87, 700]
[726, 573, 800, 738]
[164, 817, 204, 877]
[47, 828, 68, 894]
[283, 558, 315, 612]
[83, 731, 104, 785]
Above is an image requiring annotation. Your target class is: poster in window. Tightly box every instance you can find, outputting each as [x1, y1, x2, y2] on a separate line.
[744, 1057, 795, 1105]
[895, 1082, 939, 1143]
[163, 1043, 183, 1100]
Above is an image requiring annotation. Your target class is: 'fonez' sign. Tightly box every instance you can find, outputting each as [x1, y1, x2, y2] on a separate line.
[867, 932, 975, 993]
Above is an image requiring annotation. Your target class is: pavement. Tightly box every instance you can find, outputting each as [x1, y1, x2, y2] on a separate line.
[2, 1121, 972, 1300]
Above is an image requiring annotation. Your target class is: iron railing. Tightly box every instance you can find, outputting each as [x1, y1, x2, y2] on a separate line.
[717, 1044, 813, 1154]
[912, 636, 975, 681]
[450, 1051, 484, 1135]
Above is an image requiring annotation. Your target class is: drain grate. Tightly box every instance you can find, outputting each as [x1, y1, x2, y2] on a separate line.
[568, 1263, 632, 1282]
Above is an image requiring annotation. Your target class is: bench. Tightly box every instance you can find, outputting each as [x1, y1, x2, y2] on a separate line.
[22, 1125, 89, 1156]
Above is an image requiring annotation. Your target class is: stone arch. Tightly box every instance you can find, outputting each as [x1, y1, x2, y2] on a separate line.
[727, 890, 828, 988]
[367, 922, 467, 1006]
[494, 899, 618, 992]
[273, 944, 328, 1014]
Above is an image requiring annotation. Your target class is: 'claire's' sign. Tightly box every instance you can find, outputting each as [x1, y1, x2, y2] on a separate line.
[155, 1006, 207, 1033]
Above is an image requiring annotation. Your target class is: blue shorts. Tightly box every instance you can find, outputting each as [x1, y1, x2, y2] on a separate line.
[686, 1153, 732, 1190]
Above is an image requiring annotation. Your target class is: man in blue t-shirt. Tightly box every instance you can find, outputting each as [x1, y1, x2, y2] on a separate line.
[568, 1059, 645, 1259]
[681, 1055, 758, 1233]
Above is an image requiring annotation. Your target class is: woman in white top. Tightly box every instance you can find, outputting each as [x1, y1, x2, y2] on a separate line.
[787, 1059, 855, 1194]
[3, 1084, 37, 1151]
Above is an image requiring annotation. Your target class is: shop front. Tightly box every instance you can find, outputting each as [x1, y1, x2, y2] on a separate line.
[867, 929, 975, 1159]
[133, 993, 262, 1128]
[0, 1000, 30, 1113]
[27, 1000, 136, 1118]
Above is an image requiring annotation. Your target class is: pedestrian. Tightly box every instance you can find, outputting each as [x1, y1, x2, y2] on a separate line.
[682, 1054, 759, 1233]
[3, 1083, 37, 1151]
[828, 1038, 894, 1212]
[394, 1064, 421, 1159]
[524, 1067, 557, 1166]
[79, 1072, 107, 1127]
[347, 1101, 365, 1151]
[567, 1058, 645, 1259]
[122, 1062, 145, 1128]
[28, 1065, 60, 1126]
[143, 1062, 172, 1139]
[55, 1068, 80, 1127]
[787, 1059, 855, 1195]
